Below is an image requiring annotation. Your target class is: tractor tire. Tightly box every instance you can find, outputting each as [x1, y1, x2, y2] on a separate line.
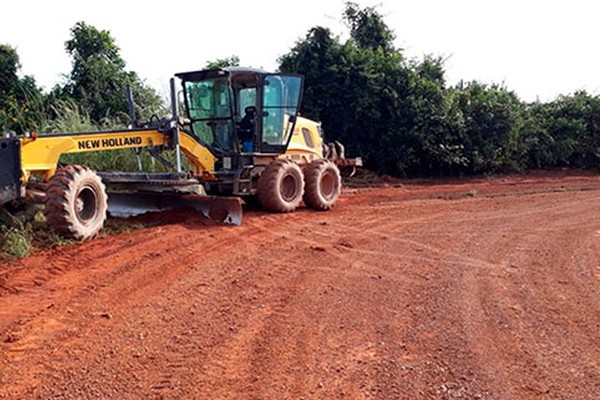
[44, 165, 108, 240]
[303, 159, 342, 210]
[257, 160, 304, 212]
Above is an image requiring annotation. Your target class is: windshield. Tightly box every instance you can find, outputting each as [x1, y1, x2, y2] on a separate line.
[184, 78, 235, 151]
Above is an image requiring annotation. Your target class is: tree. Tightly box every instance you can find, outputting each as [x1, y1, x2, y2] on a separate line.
[448, 82, 523, 173]
[0, 44, 20, 93]
[0, 45, 45, 133]
[530, 91, 600, 168]
[205, 56, 240, 69]
[343, 2, 396, 52]
[407, 57, 469, 174]
[55, 22, 163, 124]
[279, 4, 449, 176]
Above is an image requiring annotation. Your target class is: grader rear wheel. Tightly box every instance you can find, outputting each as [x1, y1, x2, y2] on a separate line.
[257, 160, 304, 212]
[303, 159, 341, 210]
[44, 165, 108, 240]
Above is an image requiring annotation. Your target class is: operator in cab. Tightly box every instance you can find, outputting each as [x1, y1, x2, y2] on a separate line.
[238, 106, 256, 153]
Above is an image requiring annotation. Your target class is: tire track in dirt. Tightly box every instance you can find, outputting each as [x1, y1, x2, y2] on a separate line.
[408, 191, 600, 399]
[0, 221, 248, 397]
[1, 173, 600, 399]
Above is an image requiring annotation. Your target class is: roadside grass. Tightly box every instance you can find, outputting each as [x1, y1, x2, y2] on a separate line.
[40, 100, 190, 173]
[0, 205, 74, 261]
[0, 216, 153, 261]
[1, 226, 32, 259]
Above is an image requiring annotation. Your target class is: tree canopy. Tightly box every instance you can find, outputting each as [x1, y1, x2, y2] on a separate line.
[52, 22, 163, 124]
[278, 2, 600, 176]
[344, 2, 396, 52]
[0, 45, 45, 133]
[204, 56, 240, 69]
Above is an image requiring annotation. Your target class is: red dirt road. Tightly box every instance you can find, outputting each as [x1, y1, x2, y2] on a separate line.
[1, 172, 600, 399]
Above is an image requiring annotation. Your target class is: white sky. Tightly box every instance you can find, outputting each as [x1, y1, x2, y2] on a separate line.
[1, 0, 598, 102]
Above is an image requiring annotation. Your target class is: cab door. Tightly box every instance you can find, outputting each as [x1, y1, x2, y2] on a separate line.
[257, 74, 303, 154]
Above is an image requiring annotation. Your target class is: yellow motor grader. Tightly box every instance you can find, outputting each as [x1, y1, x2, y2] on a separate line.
[0, 67, 360, 239]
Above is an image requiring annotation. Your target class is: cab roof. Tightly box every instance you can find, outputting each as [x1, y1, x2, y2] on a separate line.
[175, 67, 268, 82]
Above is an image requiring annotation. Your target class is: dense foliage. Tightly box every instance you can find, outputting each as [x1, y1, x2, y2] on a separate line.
[279, 2, 600, 176]
[50, 22, 164, 124]
[2, 8, 600, 177]
[0, 45, 45, 133]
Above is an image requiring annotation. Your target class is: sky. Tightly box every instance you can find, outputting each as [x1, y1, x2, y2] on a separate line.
[1, 0, 598, 102]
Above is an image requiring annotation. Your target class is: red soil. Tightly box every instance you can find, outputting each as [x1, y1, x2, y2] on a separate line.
[1, 171, 599, 399]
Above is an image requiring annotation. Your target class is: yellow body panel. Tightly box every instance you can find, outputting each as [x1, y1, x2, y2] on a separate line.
[280, 116, 324, 164]
[20, 129, 216, 182]
[178, 131, 218, 178]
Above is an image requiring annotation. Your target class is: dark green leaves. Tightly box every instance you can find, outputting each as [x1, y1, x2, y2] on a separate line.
[278, 4, 600, 176]
[58, 22, 163, 124]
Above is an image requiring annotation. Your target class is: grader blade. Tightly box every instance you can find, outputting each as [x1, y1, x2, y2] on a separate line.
[107, 193, 243, 225]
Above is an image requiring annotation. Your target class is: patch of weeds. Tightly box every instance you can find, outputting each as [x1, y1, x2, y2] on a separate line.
[39, 230, 75, 247]
[0, 210, 150, 260]
[24, 219, 73, 249]
[1, 226, 32, 259]
[0, 206, 78, 259]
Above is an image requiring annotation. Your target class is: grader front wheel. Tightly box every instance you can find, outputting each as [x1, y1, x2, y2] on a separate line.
[44, 165, 108, 240]
[257, 160, 305, 212]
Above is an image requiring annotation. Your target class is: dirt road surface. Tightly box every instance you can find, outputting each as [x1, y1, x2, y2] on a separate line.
[1, 172, 600, 399]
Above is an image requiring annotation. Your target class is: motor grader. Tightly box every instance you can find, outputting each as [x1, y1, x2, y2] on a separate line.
[0, 67, 360, 239]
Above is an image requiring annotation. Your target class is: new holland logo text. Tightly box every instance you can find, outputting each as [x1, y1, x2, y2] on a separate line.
[78, 136, 143, 150]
